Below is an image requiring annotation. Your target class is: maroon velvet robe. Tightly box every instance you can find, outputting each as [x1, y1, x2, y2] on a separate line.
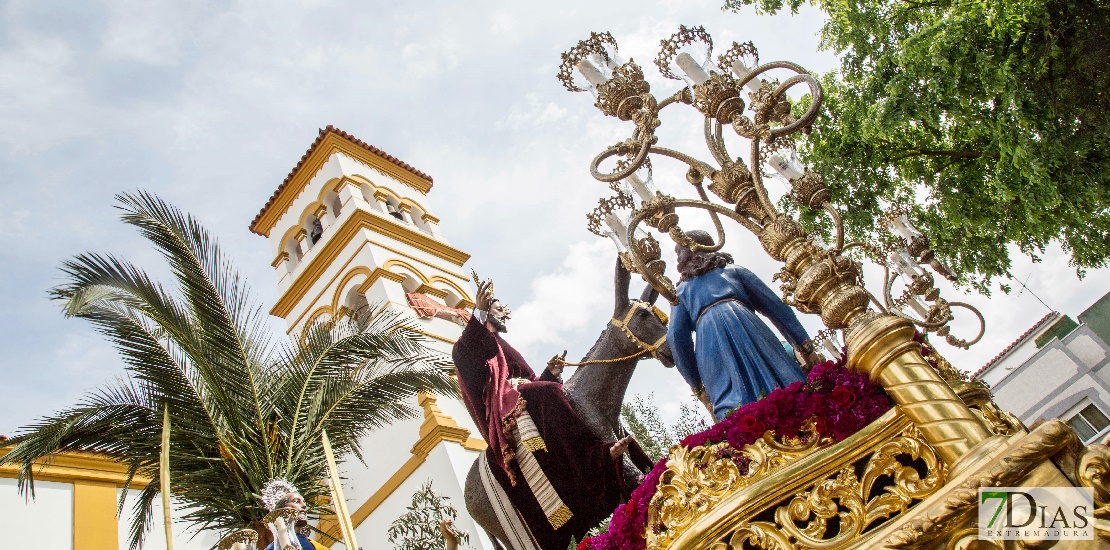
[453, 316, 625, 550]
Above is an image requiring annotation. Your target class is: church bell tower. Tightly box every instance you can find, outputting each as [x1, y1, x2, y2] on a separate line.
[250, 125, 491, 548]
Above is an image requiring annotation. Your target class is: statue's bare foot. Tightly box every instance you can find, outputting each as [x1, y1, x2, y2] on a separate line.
[610, 435, 634, 459]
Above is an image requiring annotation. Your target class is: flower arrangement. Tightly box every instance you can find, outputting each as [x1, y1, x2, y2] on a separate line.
[580, 357, 892, 550]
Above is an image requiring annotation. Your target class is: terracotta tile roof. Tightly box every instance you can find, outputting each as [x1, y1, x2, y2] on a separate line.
[250, 125, 434, 232]
[971, 312, 1058, 379]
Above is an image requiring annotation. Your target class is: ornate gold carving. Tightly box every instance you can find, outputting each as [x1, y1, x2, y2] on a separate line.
[789, 171, 830, 209]
[885, 420, 1079, 549]
[1077, 443, 1110, 506]
[691, 73, 744, 121]
[648, 426, 828, 549]
[764, 220, 870, 329]
[732, 79, 796, 148]
[652, 422, 945, 550]
[595, 62, 653, 121]
[707, 163, 758, 214]
[773, 426, 945, 549]
[759, 215, 806, 261]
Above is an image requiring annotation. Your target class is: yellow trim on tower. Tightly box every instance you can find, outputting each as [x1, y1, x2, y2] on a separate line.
[73, 480, 121, 550]
[413, 284, 449, 300]
[270, 208, 470, 319]
[252, 133, 433, 237]
[322, 393, 486, 544]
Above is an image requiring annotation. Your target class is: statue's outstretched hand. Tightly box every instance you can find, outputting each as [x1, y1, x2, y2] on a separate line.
[439, 519, 459, 550]
[546, 350, 567, 379]
[610, 435, 634, 459]
[474, 279, 494, 312]
[795, 348, 824, 371]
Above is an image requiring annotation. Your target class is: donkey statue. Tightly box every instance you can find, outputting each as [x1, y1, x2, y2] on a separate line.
[463, 259, 674, 548]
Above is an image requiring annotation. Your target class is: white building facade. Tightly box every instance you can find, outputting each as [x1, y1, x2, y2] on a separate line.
[974, 311, 1110, 445]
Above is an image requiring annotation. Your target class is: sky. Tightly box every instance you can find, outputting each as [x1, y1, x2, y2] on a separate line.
[2, 0, 1109, 435]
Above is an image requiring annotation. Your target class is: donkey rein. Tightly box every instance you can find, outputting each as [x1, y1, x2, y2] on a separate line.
[550, 347, 653, 368]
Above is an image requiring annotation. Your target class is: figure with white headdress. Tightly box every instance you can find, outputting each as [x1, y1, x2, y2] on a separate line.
[260, 478, 327, 550]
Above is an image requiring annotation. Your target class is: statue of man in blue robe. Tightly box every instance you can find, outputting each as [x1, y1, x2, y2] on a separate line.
[667, 230, 823, 420]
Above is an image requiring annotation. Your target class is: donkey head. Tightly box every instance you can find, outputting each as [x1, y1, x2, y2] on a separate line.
[611, 257, 674, 367]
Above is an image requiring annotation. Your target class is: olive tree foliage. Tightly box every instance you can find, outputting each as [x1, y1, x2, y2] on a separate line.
[387, 480, 470, 550]
[620, 394, 710, 460]
[725, 0, 1110, 292]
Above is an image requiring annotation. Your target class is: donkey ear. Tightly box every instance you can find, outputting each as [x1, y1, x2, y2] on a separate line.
[614, 256, 631, 315]
[639, 285, 660, 305]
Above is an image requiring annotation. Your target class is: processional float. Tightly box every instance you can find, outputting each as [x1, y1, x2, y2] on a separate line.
[559, 26, 1110, 549]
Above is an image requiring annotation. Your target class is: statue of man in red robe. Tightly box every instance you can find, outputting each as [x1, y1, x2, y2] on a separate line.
[453, 278, 632, 550]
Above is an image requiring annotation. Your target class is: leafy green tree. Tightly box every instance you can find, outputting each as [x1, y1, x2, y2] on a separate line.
[726, 0, 1110, 291]
[387, 480, 470, 550]
[620, 394, 710, 460]
[0, 192, 456, 549]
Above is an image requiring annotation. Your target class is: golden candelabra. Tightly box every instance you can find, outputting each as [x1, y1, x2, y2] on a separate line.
[562, 26, 1110, 549]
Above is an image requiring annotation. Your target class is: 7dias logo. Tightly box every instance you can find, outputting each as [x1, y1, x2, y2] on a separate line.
[979, 487, 1094, 540]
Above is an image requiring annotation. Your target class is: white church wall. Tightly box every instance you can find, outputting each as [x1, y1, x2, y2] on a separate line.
[339, 443, 492, 550]
[116, 490, 221, 550]
[3, 478, 73, 548]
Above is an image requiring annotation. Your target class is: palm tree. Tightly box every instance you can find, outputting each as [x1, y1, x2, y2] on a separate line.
[0, 191, 457, 549]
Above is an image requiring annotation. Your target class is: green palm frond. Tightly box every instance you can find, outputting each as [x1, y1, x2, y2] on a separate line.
[1, 191, 459, 550]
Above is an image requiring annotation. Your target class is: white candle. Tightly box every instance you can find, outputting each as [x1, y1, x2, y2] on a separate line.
[888, 251, 921, 277]
[591, 51, 626, 70]
[604, 213, 629, 247]
[822, 339, 842, 360]
[729, 60, 763, 93]
[769, 153, 805, 180]
[232, 543, 247, 550]
[625, 173, 657, 202]
[899, 251, 923, 275]
[604, 230, 628, 253]
[899, 213, 922, 237]
[907, 296, 930, 318]
[676, 53, 710, 85]
[576, 59, 608, 86]
[889, 217, 915, 240]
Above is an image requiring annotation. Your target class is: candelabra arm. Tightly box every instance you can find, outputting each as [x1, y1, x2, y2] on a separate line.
[705, 118, 732, 167]
[657, 87, 692, 110]
[944, 302, 986, 348]
[590, 140, 654, 182]
[648, 146, 718, 180]
[866, 287, 889, 314]
[692, 182, 731, 251]
[766, 73, 823, 140]
[883, 264, 896, 310]
[822, 203, 844, 251]
[748, 142, 780, 218]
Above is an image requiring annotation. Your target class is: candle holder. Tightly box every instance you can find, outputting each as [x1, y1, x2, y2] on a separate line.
[562, 25, 985, 347]
[262, 507, 304, 550]
[217, 529, 259, 550]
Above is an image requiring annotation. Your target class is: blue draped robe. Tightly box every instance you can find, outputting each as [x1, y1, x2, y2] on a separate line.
[667, 264, 811, 420]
